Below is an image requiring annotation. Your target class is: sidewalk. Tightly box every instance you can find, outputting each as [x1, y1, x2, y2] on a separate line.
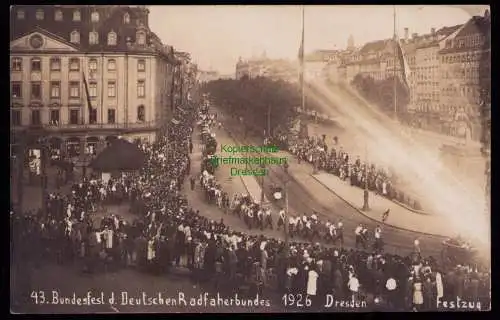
[218, 114, 451, 238]
[276, 153, 451, 237]
[306, 121, 433, 212]
[311, 173, 453, 237]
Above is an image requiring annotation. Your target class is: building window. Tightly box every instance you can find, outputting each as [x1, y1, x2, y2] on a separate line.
[69, 82, 80, 98]
[11, 82, 22, 98]
[50, 58, 61, 71]
[31, 82, 42, 100]
[36, 9, 44, 20]
[73, 10, 81, 21]
[137, 105, 146, 122]
[50, 81, 61, 98]
[89, 82, 97, 97]
[91, 11, 99, 22]
[31, 110, 41, 126]
[137, 80, 145, 98]
[89, 32, 99, 45]
[107, 59, 116, 71]
[123, 13, 130, 24]
[107, 31, 117, 46]
[69, 58, 80, 71]
[107, 109, 116, 124]
[50, 109, 60, 125]
[69, 109, 79, 125]
[107, 81, 116, 97]
[89, 108, 97, 124]
[55, 10, 63, 21]
[136, 32, 146, 45]
[11, 110, 22, 126]
[11, 57, 22, 71]
[88, 58, 98, 73]
[137, 59, 146, 72]
[70, 30, 80, 44]
[17, 10, 25, 20]
[31, 58, 41, 72]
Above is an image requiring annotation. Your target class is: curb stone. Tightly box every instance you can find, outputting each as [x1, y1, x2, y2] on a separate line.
[309, 175, 445, 238]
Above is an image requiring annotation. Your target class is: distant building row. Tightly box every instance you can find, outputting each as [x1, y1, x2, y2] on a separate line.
[234, 10, 491, 141]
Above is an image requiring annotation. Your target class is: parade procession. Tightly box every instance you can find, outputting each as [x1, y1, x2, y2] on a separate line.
[11, 5, 490, 314]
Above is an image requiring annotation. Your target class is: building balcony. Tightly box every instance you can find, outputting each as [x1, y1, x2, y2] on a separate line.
[11, 121, 160, 134]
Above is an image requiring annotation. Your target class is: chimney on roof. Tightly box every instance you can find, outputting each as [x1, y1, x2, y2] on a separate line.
[404, 28, 409, 41]
[431, 28, 436, 35]
[412, 33, 418, 39]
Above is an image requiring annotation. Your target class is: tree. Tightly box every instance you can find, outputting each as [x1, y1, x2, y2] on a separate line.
[351, 74, 410, 118]
[204, 77, 300, 137]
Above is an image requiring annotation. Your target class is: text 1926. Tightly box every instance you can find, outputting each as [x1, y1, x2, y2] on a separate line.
[281, 294, 312, 308]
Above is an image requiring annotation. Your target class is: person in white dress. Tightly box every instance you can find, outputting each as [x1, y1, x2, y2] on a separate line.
[348, 272, 360, 302]
[307, 266, 319, 307]
[435, 271, 444, 305]
[412, 277, 424, 311]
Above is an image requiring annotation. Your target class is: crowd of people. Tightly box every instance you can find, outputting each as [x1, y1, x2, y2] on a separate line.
[11, 99, 490, 311]
[274, 135, 423, 211]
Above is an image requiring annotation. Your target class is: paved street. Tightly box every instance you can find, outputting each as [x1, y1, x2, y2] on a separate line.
[311, 173, 450, 236]
[212, 109, 447, 257]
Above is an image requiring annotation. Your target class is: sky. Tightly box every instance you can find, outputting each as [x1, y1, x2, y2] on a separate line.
[149, 5, 490, 74]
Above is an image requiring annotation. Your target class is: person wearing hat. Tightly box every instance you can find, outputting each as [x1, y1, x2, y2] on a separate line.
[385, 276, 398, 310]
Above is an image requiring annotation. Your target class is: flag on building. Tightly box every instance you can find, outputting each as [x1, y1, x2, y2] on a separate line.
[395, 39, 411, 90]
[82, 72, 94, 114]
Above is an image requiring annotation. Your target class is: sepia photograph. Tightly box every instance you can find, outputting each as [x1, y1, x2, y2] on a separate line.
[10, 4, 490, 313]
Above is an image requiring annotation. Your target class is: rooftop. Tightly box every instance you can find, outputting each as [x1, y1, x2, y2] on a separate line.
[360, 39, 391, 54]
[10, 5, 175, 61]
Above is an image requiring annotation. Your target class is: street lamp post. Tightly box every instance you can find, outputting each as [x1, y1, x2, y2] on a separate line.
[362, 143, 370, 211]
[313, 149, 319, 174]
[260, 163, 265, 205]
[284, 179, 289, 258]
[267, 104, 271, 138]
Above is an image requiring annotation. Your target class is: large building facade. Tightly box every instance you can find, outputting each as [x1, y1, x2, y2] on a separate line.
[324, 10, 490, 141]
[437, 12, 490, 141]
[235, 56, 297, 82]
[10, 5, 181, 159]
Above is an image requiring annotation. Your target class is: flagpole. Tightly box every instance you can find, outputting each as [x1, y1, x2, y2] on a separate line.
[300, 5, 305, 111]
[393, 5, 398, 121]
